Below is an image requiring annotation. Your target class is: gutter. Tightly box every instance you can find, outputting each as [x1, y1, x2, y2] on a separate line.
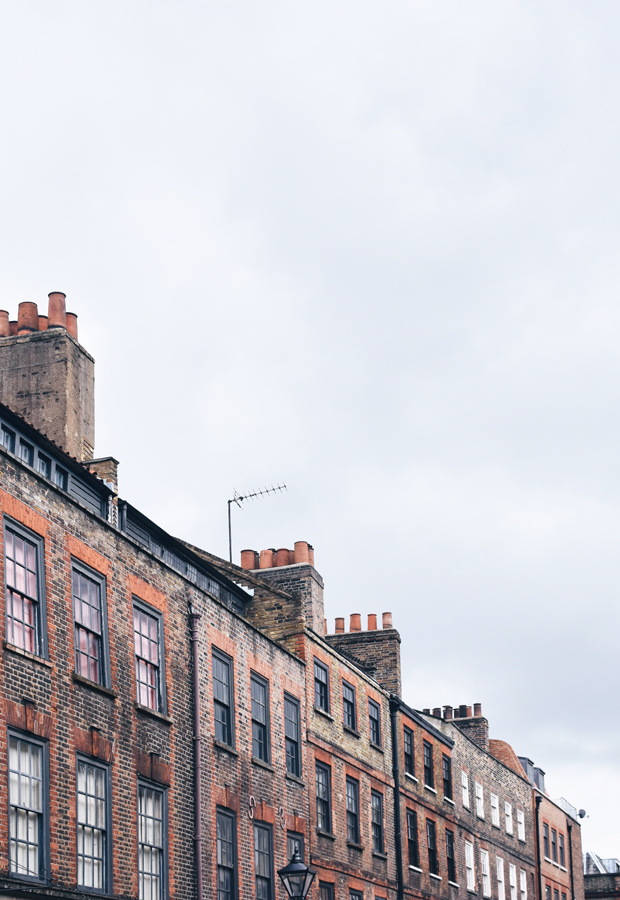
[389, 696, 405, 900]
[567, 821, 575, 900]
[535, 795, 543, 900]
[189, 604, 203, 900]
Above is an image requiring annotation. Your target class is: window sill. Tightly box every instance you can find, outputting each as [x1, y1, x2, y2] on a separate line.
[347, 841, 364, 851]
[506, 830, 514, 836]
[73, 672, 117, 698]
[560, 867, 567, 873]
[467, 889, 478, 894]
[370, 742, 384, 754]
[314, 707, 334, 721]
[285, 772, 305, 787]
[343, 725, 360, 738]
[4, 641, 53, 667]
[444, 797, 455, 806]
[430, 873, 442, 881]
[252, 757, 274, 773]
[316, 829, 336, 841]
[424, 784, 437, 794]
[405, 772, 419, 783]
[476, 814, 485, 820]
[544, 857, 552, 863]
[372, 851, 388, 860]
[409, 866, 422, 874]
[134, 701, 171, 723]
[449, 882, 460, 888]
[213, 739, 238, 757]
[492, 822, 500, 828]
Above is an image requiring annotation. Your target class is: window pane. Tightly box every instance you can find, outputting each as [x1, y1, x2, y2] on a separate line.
[134, 606, 160, 710]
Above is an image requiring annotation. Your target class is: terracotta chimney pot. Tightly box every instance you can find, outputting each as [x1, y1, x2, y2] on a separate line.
[66, 312, 78, 340]
[47, 292, 67, 329]
[276, 548, 290, 567]
[459, 705, 468, 717]
[294, 541, 310, 564]
[335, 617, 345, 634]
[423, 708, 431, 714]
[473, 703, 482, 717]
[9, 321, 17, 335]
[444, 706, 453, 720]
[38, 315, 48, 331]
[367, 614, 377, 630]
[466, 706, 472, 718]
[0, 311, 9, 337]
[324, 618, 327, 635]
[382, 612, 393, 629]
[433, 707, 441, 717]
[17, 302, 39, 333]
[308, 545, 315, 566]
[350, 613, 361, 632]
[240, 549, 256, 570]
[259, 549, 274, 569]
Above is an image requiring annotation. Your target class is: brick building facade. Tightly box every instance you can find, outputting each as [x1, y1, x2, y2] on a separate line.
[0, 294, 585, 900]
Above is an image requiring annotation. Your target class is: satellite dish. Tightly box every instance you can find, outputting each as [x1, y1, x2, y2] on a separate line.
[579, 809, 586, 818]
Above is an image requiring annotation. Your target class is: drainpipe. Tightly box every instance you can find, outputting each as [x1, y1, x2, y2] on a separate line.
[567, 821, 575, 900]
[535, 795, 543, 900]
[389, 696, 405, 900]
[189, 604, 203, 900]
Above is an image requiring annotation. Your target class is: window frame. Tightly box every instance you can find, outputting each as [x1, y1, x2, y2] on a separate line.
[284, 693, 301, 777]
[423, 740, 434, 788]
[253, 821, 274, 900]
[216, 807, 237, 900]
[442, 754, 452, 800]
[286, 831, 304, 863]
[250, 672, 271, 764]
[76, 753, 113, 894]
[558, 833, 565, 867]
[4, 516, 48, 658]
[342, 680, 357, 731]
[371, 790, 384, 854]
[73, 560, 111, 688]
[551, 828, 557, 863]
[7, 729, 50, 883]
[480, 849, 491, 898]
[497, 856, 506, 900]
[509, 864, 517, 900]
[465, 840, 476, 892]
[19, 439, 34, 467]
[520, 869, 528, 900]
[407, 809, 419, 869]
[491, 793, 500, 827]
[36, 452, 51, 480]
[368, 699, 381, 747]
[133, 597, 167, 714]
[426, 819, 439, 876]
[1, 424, 16, 453]
[212, 648, 235, 748]
[475, 782, 484, 819]
[462, 770, 470, 808]
[315, 761, 332, 834]
[446, 829, 456, 883]
[314, 659, 330, 713]
[517, 808, 526, 842]
[505, 802, 513, 835]
[346, 776, 360, 844]
[319, 883, 335, 900]
[404, 726, 415, 776]
[137, 778, 168, 900]
[543, 823, 550, 858]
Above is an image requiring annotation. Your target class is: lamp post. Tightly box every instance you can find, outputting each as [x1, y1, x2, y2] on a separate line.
[277, 851, 316, 900]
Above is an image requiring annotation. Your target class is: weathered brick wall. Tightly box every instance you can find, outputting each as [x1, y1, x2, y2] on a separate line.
[246, 563, 325, 637]
[537, 793, 584, 900]
[453, 717, 489, 753]
[324, 629, 402, 697]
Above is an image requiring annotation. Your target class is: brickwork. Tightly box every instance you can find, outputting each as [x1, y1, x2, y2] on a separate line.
[324, 629, 402, 697]
[537, 793, 584, 900]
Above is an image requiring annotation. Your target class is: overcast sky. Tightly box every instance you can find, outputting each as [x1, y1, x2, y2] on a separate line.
[1, 0, 619, 855]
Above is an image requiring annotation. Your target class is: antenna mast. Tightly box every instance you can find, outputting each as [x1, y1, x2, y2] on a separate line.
[227, 483, 287, 563]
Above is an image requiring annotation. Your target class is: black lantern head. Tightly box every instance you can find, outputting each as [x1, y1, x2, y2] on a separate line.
[277, 851, 316, 899]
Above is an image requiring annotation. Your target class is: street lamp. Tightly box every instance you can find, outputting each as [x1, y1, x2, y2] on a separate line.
[277, 851, 316, 900]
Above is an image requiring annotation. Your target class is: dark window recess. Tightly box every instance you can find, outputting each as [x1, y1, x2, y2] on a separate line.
[74, 569, 104, 685]
[543, 824, 550, 859]
[77, 758, 109, 891]
[19, 440, 34, 467]
[253, 823, 273, 900]
[216, 809, 236, 900]
[346, 777, 360, 844]
[404, 727, 415, 775]
[423, 741, 434, 788]
[562, 893, 567, 900]
[371, 791, 384, 853]
[8, 734, 45, 879]
[442, 755, 453, 800]
[1, 425, 15, 453]
[319, 884, 335, 900]
[37, 454, 51, 479]
[287, 833, 304, 862]
[350, 892, 363, 900]
[369, 699, 381, 746]
[138, 783, 166, 900]
[446, 829, 456, 882]
[251, 675, 269, 762]
[5, 525, 41, 654]
[554, 890, 559, 900]
[407, 810, 419, 868]
[426, 820, 439, 876]
[559, 834, 565, 868]
[545, 887, 551, 900]
[54, 465, 68, 492]
[134, 604, 164, 711]
[213, 650, 233, 746]
[343, 681, 356, 730]
[284, 695, 300, 776]
[315, 763, 331, 833]
[314, 659, 329, 711]
[551, 829, 557, 863]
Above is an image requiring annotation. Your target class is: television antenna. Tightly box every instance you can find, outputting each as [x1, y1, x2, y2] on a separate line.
[227, 484, 287, 563]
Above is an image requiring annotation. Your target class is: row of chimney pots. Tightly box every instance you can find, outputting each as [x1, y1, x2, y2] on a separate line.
[241, 542, 315, 570]
[0, 293, 78, 340]
[421, 703, 483, 720]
